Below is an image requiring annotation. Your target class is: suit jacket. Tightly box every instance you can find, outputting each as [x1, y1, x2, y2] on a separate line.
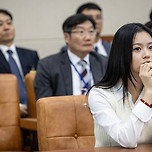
[0, 47, 39, 76]
[60, 41, 112, 56]
[34, 50, 108, 100]
[102, 41, 111, 56]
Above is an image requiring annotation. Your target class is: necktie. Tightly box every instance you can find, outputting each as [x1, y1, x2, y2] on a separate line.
[79, 60, 90, 95]
[94, 46, 98, 53]
[7, 50, 27, 105]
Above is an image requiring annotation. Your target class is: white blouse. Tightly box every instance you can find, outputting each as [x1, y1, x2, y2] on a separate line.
[88, 82, 152, 148]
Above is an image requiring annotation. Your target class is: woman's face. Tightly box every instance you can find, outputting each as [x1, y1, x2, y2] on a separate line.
[131, 31, 152, 76]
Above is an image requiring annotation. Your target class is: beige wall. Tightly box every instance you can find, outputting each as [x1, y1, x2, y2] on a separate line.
[0, 0, 151, 58]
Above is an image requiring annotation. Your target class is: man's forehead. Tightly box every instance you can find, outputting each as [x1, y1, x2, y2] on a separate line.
[82, 9, 102, 14]
[0, 13, 11, 20]
[74, 22, 94, 29]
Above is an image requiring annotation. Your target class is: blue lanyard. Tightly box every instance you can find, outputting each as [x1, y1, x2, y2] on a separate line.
[70, 60, 91, 89]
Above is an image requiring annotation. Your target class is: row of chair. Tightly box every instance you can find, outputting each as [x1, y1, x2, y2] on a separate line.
[0, 73, 94, 151]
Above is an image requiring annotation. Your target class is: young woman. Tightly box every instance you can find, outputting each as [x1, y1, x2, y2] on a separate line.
[88, 23, 152, 148]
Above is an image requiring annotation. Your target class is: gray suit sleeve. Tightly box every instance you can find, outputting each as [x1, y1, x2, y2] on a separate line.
[34, 60, 53, 100]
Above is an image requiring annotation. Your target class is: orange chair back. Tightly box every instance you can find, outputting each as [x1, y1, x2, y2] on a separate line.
[25, 72, 36, 118]
[0, 74, 23, 150]
[36, 95, 95, 151]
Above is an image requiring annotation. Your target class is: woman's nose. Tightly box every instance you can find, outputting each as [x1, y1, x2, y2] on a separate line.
[143, 49, 150, 58]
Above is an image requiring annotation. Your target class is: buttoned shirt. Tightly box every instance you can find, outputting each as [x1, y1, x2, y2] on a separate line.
[88, 81, 152, 148]
[67, 50, 94, 95]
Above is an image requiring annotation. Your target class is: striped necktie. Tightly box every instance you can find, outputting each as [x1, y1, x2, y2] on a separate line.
[7, 50, 27, 105]
[78, 59, 90, 95]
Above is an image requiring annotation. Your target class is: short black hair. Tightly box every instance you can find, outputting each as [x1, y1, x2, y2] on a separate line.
[0, 9, 13, 20]
[76, 2, 102, 14]
[62, 14, 96, 33]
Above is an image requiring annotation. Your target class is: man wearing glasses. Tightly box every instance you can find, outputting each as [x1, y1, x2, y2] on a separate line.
[34, 14, 108, 100]
[61, 2, 112, 57]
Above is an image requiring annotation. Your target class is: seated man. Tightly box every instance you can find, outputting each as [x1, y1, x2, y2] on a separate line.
[61, 2, 112, 56]
[34, 14, 108, 100]
[0, 9, 39, 117]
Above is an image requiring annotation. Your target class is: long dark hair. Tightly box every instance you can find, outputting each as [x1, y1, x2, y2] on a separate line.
[92, 23, 152, 98]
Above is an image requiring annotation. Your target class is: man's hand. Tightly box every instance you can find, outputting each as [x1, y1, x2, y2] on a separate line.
[19, 104, 28, 117]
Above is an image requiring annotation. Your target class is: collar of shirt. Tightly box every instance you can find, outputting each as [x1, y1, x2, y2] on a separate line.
[0, 44, 24, 79]
[94, 39, 107, 56]
[67, 49, 90, 66]
[67, 49, 92, 95]
[0, 44, 17, 61]
[112, 80, 144, 107]
[94, 39, 101, 49]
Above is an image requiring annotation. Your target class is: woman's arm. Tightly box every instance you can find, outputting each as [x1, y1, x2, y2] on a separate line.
[88, 87, 152, 148]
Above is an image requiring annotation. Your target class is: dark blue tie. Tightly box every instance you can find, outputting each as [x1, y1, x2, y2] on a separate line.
[7, 50, 27, 105]
[94, 46, 98, 53]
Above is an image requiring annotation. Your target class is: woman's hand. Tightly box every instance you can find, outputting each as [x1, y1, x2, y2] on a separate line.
[139, 62, 152, 89]
[139, 62, 152, 104]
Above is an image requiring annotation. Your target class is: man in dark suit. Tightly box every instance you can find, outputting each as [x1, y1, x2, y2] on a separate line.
[0, 9, 39, 117]
[34, 14, 108, 100]
[61, 2, 112, 56]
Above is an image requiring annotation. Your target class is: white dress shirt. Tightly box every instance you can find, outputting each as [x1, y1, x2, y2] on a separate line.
[0, 44, 24, 80]
[88, 81, 152, 148]
[94, 39, 107, 56]
[67, 50, 94, 95]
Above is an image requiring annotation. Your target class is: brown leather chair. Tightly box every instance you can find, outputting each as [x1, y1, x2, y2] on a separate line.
[0, 74, 23, 151]
[36, 95, 95, 151]
[20, 72, 37, 131]
[20, 72, 37, 151]
[25, 72, 36, 118]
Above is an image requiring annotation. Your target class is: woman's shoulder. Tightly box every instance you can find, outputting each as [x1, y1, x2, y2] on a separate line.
[89, 86, 112, 95]
[88, 86, 112, 103]
[88, 86, 119, 111]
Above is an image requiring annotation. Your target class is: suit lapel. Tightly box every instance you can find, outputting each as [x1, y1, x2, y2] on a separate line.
[60, 51, 73, 95]
[102, 41, 111, 55]
[90, 54, 102, 83]
[0, 50, 11, 72]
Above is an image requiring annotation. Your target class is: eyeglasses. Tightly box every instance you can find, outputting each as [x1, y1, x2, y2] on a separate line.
[70, 29, 96, 37]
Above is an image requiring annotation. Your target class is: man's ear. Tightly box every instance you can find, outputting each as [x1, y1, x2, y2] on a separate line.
[64, 33, 70, 44]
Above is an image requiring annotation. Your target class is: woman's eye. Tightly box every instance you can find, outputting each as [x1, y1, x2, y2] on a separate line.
[149, 45, 152, 50]
[133, 47, 141, 51]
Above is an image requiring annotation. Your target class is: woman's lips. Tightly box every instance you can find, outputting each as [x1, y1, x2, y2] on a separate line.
[143, 61, 151, 64]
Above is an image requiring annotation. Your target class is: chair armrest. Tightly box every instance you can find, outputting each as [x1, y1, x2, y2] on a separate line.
[20, 118, 37, 131]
